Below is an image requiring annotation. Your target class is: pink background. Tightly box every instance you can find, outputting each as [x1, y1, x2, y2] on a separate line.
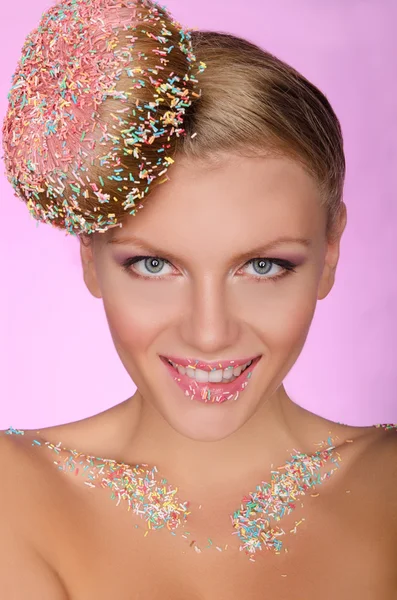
[1, 0, 396, 429]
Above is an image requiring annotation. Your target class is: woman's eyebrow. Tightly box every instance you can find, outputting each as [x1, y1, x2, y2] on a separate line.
[107, 235, 312, 261]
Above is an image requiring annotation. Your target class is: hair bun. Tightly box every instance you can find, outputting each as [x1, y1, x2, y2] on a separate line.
[2, 0, 206, 235]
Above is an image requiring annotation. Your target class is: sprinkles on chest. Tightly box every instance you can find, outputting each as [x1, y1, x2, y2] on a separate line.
[6, 424, 397, 562]
[7, 423, 396, 561]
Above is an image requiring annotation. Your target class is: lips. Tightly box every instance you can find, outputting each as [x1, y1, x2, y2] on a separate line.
[160, 355, 261, 404]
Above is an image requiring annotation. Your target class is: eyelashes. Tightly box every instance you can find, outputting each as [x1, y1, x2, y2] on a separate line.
[120, 255, 298, 283]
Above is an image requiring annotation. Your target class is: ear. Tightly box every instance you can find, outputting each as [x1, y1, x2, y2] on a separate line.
[317, 202, 347, 300]
[79, 235, 102, 299]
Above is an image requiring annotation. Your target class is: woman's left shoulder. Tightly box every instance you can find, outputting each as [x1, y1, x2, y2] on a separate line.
[372, 423, 397, 434]
[372, 423, 397, 454]
[368, 423, 397, 471]
[348, 423, 397, 498]
[364, 424, 397, 508]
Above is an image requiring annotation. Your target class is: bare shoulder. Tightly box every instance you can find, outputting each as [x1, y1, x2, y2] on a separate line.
[349, 426, 397, 522]
[0, 428, 55, 486]
[372, 428, 397, 541]
[0, 430, 69, 599]
[365, 426, 397, 478]
[350, 425, 397, 478]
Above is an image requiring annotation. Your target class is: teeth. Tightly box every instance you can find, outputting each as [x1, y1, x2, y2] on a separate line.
[168, 359, 253, 383]
[208, 370, 223, 383]
[222, 368, 234, 380]
[186, 367, 196, 379]
[177, 365, 185, 376]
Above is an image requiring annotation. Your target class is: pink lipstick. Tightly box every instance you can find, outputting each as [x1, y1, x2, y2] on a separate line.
[160, 355, 261, 404]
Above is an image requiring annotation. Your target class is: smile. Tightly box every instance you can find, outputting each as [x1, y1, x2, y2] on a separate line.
[166, 358, 253, 384]
[160, 355, 262, 404]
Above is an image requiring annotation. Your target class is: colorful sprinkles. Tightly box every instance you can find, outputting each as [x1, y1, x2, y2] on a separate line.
[5, 424, 397, 562]
[5, 423, 396, 562]
[231, 442, 341, 556]
[374, 423, 397, 430]
[1, 0, 206, 236]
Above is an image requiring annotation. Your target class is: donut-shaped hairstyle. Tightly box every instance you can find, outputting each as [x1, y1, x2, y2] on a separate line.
[1, 0, 206, 235]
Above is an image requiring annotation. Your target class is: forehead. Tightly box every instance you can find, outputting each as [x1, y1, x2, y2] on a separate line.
[106, 154, 325, 249]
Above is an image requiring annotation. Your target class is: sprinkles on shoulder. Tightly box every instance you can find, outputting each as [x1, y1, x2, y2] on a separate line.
[1, 0, 206, 236]
[5, 424, 396, 561]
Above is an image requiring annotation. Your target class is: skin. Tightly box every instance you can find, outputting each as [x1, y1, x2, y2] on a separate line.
[79, 152, 348, 486]
[2, 152, 396, 598]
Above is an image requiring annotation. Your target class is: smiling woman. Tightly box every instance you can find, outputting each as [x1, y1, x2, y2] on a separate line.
[81, 153, 332, 442]
[1, 0, 396, 598]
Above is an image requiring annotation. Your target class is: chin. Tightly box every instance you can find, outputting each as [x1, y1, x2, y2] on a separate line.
[141, 353, 265, 441]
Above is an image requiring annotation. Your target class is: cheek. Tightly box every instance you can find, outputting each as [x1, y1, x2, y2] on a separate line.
[275, 299, 316, 348]
[100, 278, 181, 352]
[236, 279, 318, 350]
[103, 299, 160, 352]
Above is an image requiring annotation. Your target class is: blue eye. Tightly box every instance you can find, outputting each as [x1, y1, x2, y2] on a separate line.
[121, 255, 173, 278]
[121, 255, 297, 282]
[251, 259, 273, 275]
[242, 258, 297, 281]
[140, 257, 165, 274]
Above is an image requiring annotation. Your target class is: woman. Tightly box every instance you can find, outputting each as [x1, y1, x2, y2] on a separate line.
[1, 0, 396, 597]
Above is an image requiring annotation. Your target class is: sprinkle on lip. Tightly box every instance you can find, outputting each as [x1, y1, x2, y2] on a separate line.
[163, 355, 260, 405]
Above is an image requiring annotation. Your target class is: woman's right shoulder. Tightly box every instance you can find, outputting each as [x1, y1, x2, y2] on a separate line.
[0, 428, 69, 599]
[0, 427, 44, 479]
[0, 427, 31, 480]
[0, 427, 64, 515]
[0, 426, 29, 450]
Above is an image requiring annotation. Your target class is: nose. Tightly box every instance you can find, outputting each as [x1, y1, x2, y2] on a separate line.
[178, 276, 240, 355]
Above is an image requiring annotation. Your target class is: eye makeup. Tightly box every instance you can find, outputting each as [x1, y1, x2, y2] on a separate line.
[114, 253, 303, 284]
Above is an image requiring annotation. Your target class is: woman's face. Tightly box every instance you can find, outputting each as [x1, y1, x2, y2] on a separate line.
[80, 153, 346, 441]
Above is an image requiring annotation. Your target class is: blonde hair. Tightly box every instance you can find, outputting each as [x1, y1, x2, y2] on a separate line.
[176, 31, 346, 242]
[89, 28, 346, 243]
[2, 0, 345, 241]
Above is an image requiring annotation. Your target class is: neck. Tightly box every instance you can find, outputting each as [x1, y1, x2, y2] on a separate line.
[117, 386, 332, 490]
